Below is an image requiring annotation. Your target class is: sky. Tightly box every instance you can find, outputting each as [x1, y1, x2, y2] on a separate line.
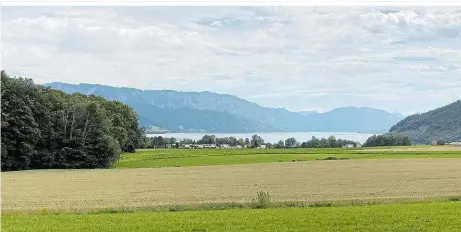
[2, 6, 461, 115]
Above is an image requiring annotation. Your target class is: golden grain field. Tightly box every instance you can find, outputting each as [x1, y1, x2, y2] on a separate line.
[366, 146, 461, 152]
[3, 159, 461, 212]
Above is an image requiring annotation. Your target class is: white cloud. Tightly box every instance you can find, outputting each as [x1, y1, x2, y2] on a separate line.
[2, 6, 461, 114]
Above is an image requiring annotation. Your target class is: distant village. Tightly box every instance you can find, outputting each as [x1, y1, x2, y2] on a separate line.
[145, 134, 361, 150]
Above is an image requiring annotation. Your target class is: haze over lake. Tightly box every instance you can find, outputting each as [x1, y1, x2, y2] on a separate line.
[147, 132, 379, 144]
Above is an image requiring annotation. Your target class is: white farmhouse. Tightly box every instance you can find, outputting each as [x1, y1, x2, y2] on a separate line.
[220, 144, 230, 149]
[182, 144, 192, 149]
[257, 144, 267, 149]
[203, 144, 217, 149]
[448, 142, 461, 147]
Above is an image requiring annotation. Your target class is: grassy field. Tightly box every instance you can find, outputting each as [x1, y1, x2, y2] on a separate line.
[3, 202, 461, 232]
[115, 147, 461, 168]
[3, 159, 461, 212]
[4, 146, 461, 231]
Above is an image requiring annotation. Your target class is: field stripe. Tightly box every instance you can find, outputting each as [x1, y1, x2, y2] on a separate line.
[3, 159, 461, 212]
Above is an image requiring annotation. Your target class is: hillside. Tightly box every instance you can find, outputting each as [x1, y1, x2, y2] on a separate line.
[389, 100, 461, 144]
[46, 82, 308, 131]
[134, 104, 275, 133]
[47, 82, 404, 133]
[308, 107, 404, 133]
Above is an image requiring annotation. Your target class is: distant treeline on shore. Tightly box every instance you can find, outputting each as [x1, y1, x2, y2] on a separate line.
[145, 133, 411, 149]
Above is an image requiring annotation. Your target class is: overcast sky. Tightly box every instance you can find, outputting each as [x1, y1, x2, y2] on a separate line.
[2, 6, 461, 115]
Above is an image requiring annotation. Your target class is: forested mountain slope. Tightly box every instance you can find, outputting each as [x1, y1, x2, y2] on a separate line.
[389, 100, 461, 144]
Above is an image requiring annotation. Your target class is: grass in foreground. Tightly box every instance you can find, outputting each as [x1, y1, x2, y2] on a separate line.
[3, 202, 461, 232]
[115, 148, 461, 168]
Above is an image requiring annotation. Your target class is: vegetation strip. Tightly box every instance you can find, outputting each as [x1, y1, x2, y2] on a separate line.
[3, 195, 460, 216]
[3, 202, 461, 232]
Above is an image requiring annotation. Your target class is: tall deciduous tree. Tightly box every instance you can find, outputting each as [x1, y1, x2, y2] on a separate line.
[1, 71, 145, 171]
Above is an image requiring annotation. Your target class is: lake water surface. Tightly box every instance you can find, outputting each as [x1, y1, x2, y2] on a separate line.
[147, 132, 379, 144]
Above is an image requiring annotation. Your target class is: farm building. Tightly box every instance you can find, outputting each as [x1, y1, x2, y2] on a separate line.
[343, 144, 355, 148]
[448, 142, 461, 147]
[201, 144, 217, 149]
[182, 144, 192, 149]
[220, 144, 230, 149]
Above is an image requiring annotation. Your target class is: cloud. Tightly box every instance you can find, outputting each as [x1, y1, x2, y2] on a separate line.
[2, 6, 461, 114]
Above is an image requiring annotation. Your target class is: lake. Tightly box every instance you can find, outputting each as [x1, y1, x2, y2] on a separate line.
[147, 132, 379, 144]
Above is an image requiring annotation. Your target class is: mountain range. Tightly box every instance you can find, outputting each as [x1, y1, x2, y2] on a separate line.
[389, 100, 461, 144]
[46, 82, 405, 133]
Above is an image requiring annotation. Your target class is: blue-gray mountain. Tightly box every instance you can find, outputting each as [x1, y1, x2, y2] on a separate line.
[46, 82, 404, 133]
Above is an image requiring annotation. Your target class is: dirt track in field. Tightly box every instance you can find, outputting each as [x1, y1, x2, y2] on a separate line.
[3, 159, 461, 211]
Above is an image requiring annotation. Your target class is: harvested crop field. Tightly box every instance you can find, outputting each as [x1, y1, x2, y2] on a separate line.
[366, 146, 461, 152]
[3, 159, 461, 212]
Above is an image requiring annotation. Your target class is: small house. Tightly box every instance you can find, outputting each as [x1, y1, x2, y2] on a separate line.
[343, 144, 355, 148]
[182, 144, 192, 149]
[220, 144, 230, 149]
[257, 144, 267, 149]
[202, 144, 216, 149]
[448, 142, 461, 147]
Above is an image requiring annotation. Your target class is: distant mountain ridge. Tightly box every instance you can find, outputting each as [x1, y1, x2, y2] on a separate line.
[389, 100, 461, 144]
[46, 82, 404, 133]
[297, 111, 320, 116]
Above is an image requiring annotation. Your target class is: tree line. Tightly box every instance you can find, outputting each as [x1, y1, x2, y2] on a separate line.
[363, 134, 411, 147]
[145, 134, 362, 149]
[1, 71, 145, 171]
[146, 133, 413, 149]
[145, 134, 258, 148]
[275, 136, 359, 148]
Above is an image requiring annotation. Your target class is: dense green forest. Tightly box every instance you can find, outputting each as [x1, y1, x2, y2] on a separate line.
[389, 100, 461, 144]
[363, 134, 411, 147]
[1, 71, 145, 171]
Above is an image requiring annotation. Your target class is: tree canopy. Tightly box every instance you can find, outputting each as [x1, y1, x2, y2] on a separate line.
[1, 71, 145, 171]
[363, 134, 411, 147]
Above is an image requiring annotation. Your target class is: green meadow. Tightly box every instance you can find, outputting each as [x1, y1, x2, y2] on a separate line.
[3, 202, 461, 232]
[115, 148, 461, 168]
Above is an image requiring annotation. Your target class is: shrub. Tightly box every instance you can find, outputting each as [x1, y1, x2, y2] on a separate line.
[253, 190, 271, 209]
[40, 208, 48, 215]
[309, 202, 333, 208]
[448, 196, 461, 202]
